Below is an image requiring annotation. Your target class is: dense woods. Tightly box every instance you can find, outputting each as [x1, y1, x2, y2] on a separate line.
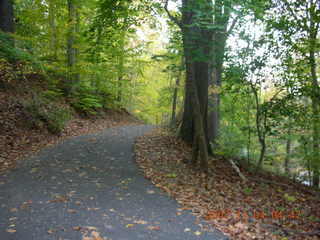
[1, 0, 320, 186]
[1, 0, 320, 239]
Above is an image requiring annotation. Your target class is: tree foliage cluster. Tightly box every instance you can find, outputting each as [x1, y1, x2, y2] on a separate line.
[163, 0, 320, 188]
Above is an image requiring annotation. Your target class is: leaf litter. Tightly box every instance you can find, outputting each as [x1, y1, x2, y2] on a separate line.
[134, 128, 320, 240]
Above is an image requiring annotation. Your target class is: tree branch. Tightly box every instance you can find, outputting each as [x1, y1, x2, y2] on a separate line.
[164, 0, 182, 29]
[226, 15, 240, 36]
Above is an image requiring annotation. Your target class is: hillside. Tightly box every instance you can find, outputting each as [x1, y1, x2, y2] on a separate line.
[0, 61, 141, 173]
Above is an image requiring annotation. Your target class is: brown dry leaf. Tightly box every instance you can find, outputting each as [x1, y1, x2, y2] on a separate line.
[133, 220, 148, 225]
[73, 226, 81, 231]
[87, 208, 100, 211]
[147, 226, 160, 231]
[6, 229, 16, 233]
[47, 229, 55, 234]
[10, 208, 18, 212]
[91, 231, 103, 240]
[84, 226, 98, 231]
[134, 129, 320, 240]
[48, 195, 69, 203]
[67, 209, 77, 214]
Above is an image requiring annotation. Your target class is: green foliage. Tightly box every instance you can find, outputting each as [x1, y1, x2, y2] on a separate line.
[71, 85, 103, 115]
[243, 187, 253, 195]
[41, 89, 64, 101]
[0, 58, 15, 87]
[22, 94, 71, 134]
[0, 31, 35, 64]
[283, 193, 296, 202]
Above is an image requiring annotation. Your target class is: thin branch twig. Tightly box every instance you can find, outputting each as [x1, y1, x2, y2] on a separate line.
[164, 0, 182, 29]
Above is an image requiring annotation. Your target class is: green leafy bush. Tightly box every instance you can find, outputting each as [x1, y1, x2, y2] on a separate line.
[0, 31, 34, 64]
[0, 58, 15, 88]
[22, 94, 71, 134]
[41, 89, 64, 101]
[71, 85, 103, 115]
[45, 108, 71, 134]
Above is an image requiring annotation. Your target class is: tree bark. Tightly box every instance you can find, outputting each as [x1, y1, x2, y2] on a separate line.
[66, 0, 79, 95]
[0, 0, 14, 49]
[48, 0, 58, 60]
[117, 31, 125, 103]
[0, 0, 14, 33]
[179, 0, 213, 148]
[310, 48, 320, 188]
[284, 126, 292, 175]
[170, 59, 182, 127]
[207, 0, 231, 145]
[309, 4, 320, 187]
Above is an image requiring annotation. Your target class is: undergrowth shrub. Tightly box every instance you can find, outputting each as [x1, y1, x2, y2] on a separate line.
[41, 89, 64, 101]
[22, 94, 71, 134]
[0, 31, 35, 64]
[0, 58, 15, 88]
[71, 85, 103, 115]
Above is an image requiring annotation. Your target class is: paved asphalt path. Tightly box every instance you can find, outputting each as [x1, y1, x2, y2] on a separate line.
[0, 125, 227, 240]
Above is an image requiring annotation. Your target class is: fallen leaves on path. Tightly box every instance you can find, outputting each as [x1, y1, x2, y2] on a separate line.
[134, 128, 320, 240]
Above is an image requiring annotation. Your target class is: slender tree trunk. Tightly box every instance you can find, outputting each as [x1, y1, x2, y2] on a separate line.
[246, 93, 251, 165]
[117, 31, 125, 103]
[309, 15, 320, 187]
[170, 61, 182, 127]
[48, 0, 58, 60]
[251, 83, 267, 172]
[310, 53, 320, 187]
[284, 126, 292, 175]
[66, 0, 79, 95]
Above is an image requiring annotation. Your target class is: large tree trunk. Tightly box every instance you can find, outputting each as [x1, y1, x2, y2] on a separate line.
[187, 53, 209, 172]
[180, 0, 213, 147]
[0, 0, 14, 33]
[177, 0, 212, 171]
[66, 0, 79, 95]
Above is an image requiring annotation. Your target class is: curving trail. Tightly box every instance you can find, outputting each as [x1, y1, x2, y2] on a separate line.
[0, 125, 227, 240]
